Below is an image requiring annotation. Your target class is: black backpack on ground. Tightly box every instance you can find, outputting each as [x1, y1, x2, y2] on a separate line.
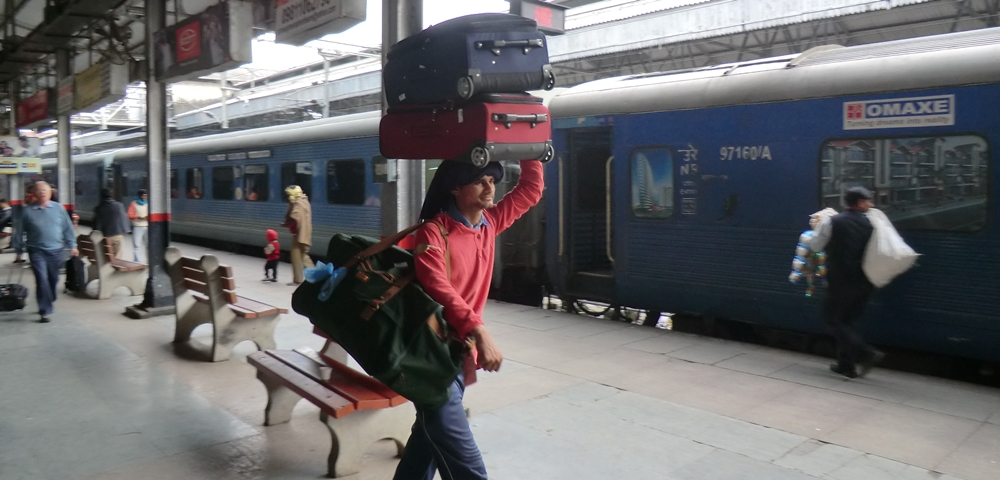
[65, 256, 87, 293]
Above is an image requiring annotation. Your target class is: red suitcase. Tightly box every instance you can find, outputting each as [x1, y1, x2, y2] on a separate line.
[380, 94, 553, 167]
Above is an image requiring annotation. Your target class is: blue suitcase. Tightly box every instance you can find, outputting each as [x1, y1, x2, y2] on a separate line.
[384, 13, 555, 106]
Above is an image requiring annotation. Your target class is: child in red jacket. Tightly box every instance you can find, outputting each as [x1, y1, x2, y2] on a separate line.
[263, 229, 280, 282]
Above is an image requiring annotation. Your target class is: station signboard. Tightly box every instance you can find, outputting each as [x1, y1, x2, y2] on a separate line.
[510, 0, 568, 35]
[154, 1, 253, 83]
[275, 0, 366, 46]
[0, 159, 42, 175]
[73, 60, 128, 112]
[56, 76, 75, 116]
[15, 89, 53, 129]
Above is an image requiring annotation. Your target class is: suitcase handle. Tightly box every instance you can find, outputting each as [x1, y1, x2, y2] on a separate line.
[474, 39, 544, 56]
[492, 112, 548, 129]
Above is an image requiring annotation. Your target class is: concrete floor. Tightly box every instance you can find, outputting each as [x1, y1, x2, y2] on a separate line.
[0, 239, 998, 480]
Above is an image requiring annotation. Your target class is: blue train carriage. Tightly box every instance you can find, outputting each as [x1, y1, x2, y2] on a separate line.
[546, 28, 1000, 363]
[63, 112, 385, 259]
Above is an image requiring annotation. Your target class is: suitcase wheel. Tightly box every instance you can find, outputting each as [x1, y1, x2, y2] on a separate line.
[470, 146, 491, 167]
[457, 76, 475, 100]
[544, 70, 556, 91]
[540, 144, 555, 163]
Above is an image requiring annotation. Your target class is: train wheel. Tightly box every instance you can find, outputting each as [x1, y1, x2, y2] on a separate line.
[544, 70, 556, 90]
[470, 147, 490, 167]
[457, 76, 475, 100]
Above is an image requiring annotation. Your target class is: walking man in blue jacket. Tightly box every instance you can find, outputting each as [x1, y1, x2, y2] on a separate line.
[13, 182, 78, 322]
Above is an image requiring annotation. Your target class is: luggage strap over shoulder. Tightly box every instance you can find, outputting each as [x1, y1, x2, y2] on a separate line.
[357, 221, 451, 321]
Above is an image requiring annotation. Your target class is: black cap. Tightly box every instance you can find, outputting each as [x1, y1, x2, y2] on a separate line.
[100, 188, 112, 199]
[844, 186, 873, 206]
[138, 189, 148, 196]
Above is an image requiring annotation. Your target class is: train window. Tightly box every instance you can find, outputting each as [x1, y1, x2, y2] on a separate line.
[326, 159, 366, 205]
[820, 135, 989, 232]
[169, 169, 178, 199]
[244, 164, 269, 201]
[281, 162, 313, 201]
[186, 168, 204, 199]
[75, 180, 83, 197]
[630, 148, 675, 218]
[212, 166, 239, 200]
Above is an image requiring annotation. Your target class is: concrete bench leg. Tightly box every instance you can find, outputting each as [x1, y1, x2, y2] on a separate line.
[257, 370, 303, 426]
[321, 403, 415, 478]
[211, 313, 280, 362]
[97, 270, 148, 299]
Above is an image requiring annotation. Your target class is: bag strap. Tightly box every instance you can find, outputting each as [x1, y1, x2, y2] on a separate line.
[358, 220, 451, 320]
[429, 220, 451, 281]
[345, 223, 422, 270]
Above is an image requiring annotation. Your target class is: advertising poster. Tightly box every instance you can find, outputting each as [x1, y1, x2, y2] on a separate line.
[154, 1, 253, 83]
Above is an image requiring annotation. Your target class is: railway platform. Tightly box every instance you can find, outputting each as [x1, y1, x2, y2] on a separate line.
[1, 240, 997, 480]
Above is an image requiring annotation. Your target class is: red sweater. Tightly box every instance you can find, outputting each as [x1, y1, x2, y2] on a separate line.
[414, 160, 544, 383]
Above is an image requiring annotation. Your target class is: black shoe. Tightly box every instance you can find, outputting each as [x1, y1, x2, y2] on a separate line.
[269, 278, 278, 283]
[830, 363, 858, 379]
[39, 315, 51, 323]
[856, 350, 885, 378]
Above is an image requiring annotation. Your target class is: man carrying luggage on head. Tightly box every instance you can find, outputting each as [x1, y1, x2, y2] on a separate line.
[13, 182, 78, 322]
[810, 186, 885, 378]
[393, 158, 543, 480]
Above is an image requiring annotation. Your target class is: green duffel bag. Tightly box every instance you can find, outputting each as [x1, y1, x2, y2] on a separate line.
[291, 222, 468, 409]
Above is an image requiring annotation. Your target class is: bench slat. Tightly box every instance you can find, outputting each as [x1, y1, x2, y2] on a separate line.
[111, 259, 146, 272]
[266, 350, 391, 411]
[310, 328, 407, 407]
[180, 257, 202, 270]
[182, 266, 210, 284]
[183, 278, 211, 296]
[320, 354, 409, 407]
[247, 352, 356, 419]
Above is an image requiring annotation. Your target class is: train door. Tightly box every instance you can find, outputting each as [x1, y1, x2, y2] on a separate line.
[561, 127, 615, 303]
[112, 164, 126, 201]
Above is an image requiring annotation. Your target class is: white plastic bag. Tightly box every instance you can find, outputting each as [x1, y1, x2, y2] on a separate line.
[862, 208, 919, 287]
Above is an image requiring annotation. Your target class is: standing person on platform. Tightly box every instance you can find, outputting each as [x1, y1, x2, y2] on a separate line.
[93, 188, 131, 258]
[0, 199, 12, 251]
[393, 159, 543, 480]
[13, 182, 78, 323]
[262, 229, 280, 282]
[128, 189, 149, 263]
[811, 186, 885, 378]
[282, 185, 313, 285]
[13, 184, 37, 264]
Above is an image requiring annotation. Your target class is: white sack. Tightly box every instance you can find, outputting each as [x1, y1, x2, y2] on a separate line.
[862, 208, 919, 287]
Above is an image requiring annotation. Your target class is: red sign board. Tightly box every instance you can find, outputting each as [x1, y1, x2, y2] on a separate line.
[175, 21, 202, 62]
[16, 89, 51, 128]
[510, 0, 567, 35]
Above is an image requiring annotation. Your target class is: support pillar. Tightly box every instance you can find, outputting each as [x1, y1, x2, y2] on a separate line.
[380, 0, 423, 236]
[56, 49, 73, 216]
[8, 80, 22, 255]
[127, 0, 175, 318]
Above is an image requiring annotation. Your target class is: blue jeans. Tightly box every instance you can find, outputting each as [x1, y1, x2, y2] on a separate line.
[393, 374, 487, 480]
[28, 248, 64, 316]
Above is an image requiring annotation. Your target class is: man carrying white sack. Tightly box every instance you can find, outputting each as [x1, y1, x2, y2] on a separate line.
[810, 187, 886, 379]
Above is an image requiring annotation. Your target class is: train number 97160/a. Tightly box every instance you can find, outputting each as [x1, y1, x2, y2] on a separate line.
[719, 145, 772, 161]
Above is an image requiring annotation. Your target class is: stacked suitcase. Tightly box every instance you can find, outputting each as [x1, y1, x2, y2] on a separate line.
[380, 13, 555, 167]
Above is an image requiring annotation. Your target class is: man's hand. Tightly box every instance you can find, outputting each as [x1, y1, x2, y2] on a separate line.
[470, 325, 503, 372]
[70, 248, 79, 257]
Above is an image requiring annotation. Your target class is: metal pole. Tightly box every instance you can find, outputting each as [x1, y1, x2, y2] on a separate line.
[380, 0, 423, 236]
[56, 49, 73, 216]
[220, 71, 228, 129]
[322, 59, 330, 118]
[127, 0, 175, 318]
[8, 79, 21, 256]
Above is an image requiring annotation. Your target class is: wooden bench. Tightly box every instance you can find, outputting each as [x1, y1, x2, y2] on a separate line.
[165, 246, 286, 362]
[77, 230, 147, 299]
[248, 329, 414, 478]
